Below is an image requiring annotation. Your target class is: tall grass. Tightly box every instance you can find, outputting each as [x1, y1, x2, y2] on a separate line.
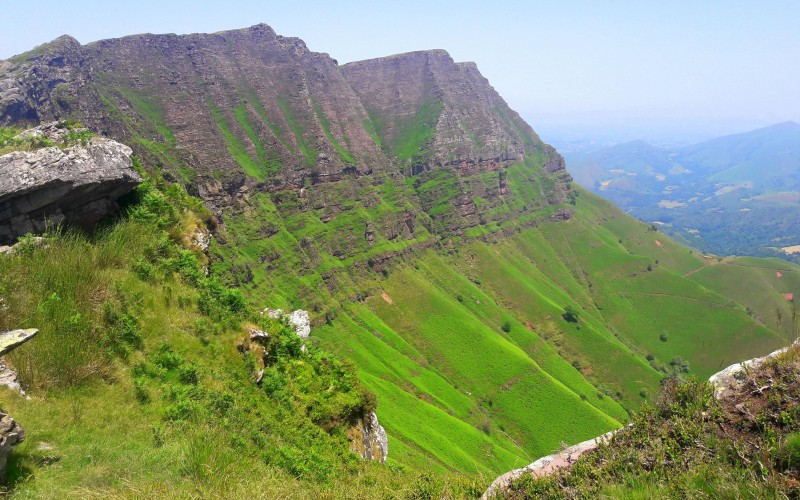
[1, 222, 154, 388]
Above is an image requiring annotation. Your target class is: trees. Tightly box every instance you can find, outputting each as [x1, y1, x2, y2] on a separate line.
[562, 305, 580, 323]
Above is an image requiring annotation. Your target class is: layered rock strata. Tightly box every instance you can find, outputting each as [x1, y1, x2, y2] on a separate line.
[0, 123, 141, 244]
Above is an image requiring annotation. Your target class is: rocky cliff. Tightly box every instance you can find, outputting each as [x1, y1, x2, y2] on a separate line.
[0, 122, 141, 244]
[0, 25, 570, 232]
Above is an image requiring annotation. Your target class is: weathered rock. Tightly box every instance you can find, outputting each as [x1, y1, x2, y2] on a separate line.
[482, 429, 619, 498]
[261, 308, 311, 339]
[708, 338, 800, 399]
[0, 360, 24, 395]
[0, 123, 141, 244]
[347, 411, 389, 463]
[0, 329, 38, 357]
[0, 329, 35, 482]
[0, 409, 24, 482]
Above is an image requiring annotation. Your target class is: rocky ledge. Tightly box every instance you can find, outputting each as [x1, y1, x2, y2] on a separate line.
[0, 122, 141, 244]
[483, 339, 800, 498]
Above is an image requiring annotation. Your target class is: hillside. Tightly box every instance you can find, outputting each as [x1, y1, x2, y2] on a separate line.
[568, 122, 800, 261]
[500, 341, 800, 498]
[0, 25, 798, 497]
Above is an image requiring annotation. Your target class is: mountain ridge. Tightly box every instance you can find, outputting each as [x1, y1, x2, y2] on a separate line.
[0, 24, 798, 496]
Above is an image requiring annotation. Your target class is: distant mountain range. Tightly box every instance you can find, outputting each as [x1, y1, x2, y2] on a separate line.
[567, 121, 800, 261]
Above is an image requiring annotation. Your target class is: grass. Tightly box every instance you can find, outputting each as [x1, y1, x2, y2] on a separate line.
[209, 102, 266, 180]
[206, 154, 797, 478]
[312, 100, 355, 165]
[0, 122, 94, 156]
[505, 344, 800, 498]
[3, 142, 797, 496]
[3, 176, 467, 498]
[277, 97, 316, 165]
[391, 101, 443, 162]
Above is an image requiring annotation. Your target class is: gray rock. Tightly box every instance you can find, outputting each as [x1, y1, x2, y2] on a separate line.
[261, 308, 311, 339]
[347, 411, 389, 463]
[0, 360, 24, 395]
[0, 409, 24, 482]
[708, 338, 800, 399]
[0, 123, 141, 244]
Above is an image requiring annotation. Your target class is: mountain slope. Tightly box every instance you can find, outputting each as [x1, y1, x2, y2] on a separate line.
[0, 25, 797, 491]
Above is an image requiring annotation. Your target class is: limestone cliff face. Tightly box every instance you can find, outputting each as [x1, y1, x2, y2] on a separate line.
[0, 24, 572, 234]
[342, 51, 546, 174]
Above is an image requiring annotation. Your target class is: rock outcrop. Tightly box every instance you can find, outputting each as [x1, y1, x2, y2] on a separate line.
[0, 410, 24, 482]
[482, 429, 619, 498]
[346, 411, 389, 463]
[0, 123, 141, 244]
[709, 338, 800, 399]
[0, 328, 37, 482]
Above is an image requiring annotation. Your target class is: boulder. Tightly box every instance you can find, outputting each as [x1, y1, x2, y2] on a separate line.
[0, 122, 141, 244]
[347, 411, 389, 463]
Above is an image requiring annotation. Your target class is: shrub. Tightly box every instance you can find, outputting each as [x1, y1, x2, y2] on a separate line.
[562, 305, 580, 323]
[775, 432, 800, 471]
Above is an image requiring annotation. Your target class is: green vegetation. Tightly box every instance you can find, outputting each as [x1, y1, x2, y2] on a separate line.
[0, 122, 93, 156]
[2, 126, 797, 496]
[312, 100, 355, 164]
[278, 97, 316, 165]
[367, 101, 443, 163]
[507, 345, 800, 498]
[210, 102, 267, 180]
[4, 173, 475, 497]
[392, 101, 443, 161]
[205, 153, 796, 477]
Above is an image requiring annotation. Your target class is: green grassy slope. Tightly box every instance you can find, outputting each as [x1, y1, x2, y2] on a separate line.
[209, 164, 796, 476]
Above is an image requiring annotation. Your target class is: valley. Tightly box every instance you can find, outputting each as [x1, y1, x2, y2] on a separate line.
[566, 122, 800, 262]
[0, 23, 798, 498]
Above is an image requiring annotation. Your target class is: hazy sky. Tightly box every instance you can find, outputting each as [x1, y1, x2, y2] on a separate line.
[2, 1, 798, 141]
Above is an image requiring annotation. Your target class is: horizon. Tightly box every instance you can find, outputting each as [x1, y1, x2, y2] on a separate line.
[2, 1, 799, 144]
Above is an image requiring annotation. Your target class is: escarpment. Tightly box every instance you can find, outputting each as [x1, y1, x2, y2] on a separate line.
[0, 24, 572, 238]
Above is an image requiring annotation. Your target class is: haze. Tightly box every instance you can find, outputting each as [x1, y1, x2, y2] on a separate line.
[2, 0, 798, 143]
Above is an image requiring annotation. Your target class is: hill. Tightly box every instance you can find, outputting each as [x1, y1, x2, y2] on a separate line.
[568, 122, 800, 261]
[0, 25, 798, 497]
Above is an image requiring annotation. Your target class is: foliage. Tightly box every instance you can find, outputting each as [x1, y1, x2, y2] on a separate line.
[0, 121, 94, 156]
[561, 305, 580, 323]
[508, 347, 800, 498]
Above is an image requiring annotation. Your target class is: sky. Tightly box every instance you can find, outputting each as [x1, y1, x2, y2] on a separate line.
[1, 0, 799, 145]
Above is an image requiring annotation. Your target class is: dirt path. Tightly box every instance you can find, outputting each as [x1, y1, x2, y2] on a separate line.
[617, 291, 737, 309]
[682, 261, 799, 278]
